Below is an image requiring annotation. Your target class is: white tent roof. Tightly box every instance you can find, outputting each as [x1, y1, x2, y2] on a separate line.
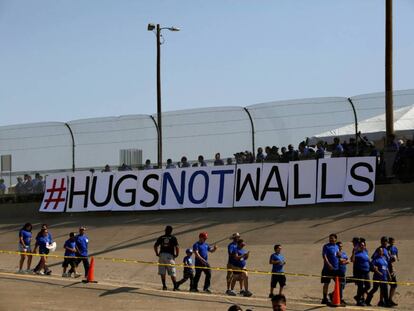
[312, 105, 414, 142]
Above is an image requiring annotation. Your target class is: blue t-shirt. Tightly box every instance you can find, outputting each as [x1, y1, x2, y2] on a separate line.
[372, 247, 390, 262]
[76, 234, 89, 256]
[19, 229, 32, 246]
[388, 245, 398, 257]
[354, 250, 371, 272]
[230, 248, 247, 268]
[193, 241, 210, 265]
[338, 251, 348, 275]
[227, 242, 237, 263]
[183, 255, 194, 274]
[270, 253, 285, 273]
[371, 257, 389, 281]
[64, 239, 77, 257]
[322, 243, 339, 270]
[37, 235, 51, 254]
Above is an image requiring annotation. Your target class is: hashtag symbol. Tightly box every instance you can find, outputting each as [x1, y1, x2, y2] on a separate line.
[43, 178, 67, 210]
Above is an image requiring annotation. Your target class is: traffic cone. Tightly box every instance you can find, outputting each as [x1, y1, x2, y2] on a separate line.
[82, 257, 97, 283]
[329, 276, 342, 307]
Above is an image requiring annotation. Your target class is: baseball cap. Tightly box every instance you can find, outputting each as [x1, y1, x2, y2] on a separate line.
[199, 232, 208, 239]
[79, 226, 86, 230]
[229, 232, 241, 240]
[186, 248, 193, 254]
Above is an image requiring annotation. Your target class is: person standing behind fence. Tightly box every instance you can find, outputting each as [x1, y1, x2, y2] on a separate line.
[74, 226, 89, 278]
[269, 244, 286, 298]
[321, 233, 339, 305]
[154, 225, 179, 290]
[191, 232, 217, 293]
[18, 223, 33, 273]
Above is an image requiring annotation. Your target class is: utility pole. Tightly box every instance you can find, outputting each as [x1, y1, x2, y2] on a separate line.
[385, 0, 394, 144]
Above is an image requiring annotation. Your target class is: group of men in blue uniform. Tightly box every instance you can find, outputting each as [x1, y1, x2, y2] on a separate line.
[17, 223, 89, 278]
[322, 233, 399, 307]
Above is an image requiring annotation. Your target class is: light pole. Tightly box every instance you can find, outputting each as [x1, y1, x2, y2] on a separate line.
[147, 23, 180, 168]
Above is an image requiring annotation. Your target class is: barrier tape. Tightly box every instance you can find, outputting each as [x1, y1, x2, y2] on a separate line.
[1, 249, 413, 286]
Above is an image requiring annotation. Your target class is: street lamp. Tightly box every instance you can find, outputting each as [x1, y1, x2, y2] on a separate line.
[148, 23, 180, 168]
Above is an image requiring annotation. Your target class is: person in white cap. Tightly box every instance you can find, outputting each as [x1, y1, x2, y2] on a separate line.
[226, 232, 241, 296]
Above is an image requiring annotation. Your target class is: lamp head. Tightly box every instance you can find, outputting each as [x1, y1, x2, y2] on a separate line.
[147, 23, 155, 31]
[168, 26, 180, 32]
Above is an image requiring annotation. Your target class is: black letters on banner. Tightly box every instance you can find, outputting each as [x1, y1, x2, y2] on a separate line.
[347, 162, 374, 196]
[235, 168, 261, 201]
[114, 174, 137, 207]
[68, 176, 90, 209]
[90, 175, 114, 207]
[321, 163, 343, 199]
[260, 165, 286, 202]
[140, 174, 160, 207]
[294, 163, 311, 199]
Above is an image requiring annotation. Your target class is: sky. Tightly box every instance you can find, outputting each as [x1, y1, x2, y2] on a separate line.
[0, 0, 413, 126]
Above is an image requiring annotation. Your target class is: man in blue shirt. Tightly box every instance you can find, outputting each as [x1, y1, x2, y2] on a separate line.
[226, 232, 241, 296]
[332, 241, 349, 304]
[62, 232, 81, 278]
[191, 232, 217, 293]
[269, 244, 286, 298]
[74, 226, 89, 278]
[387, 237, 399, 306]
[229, 239, 252, 297]
[365, 247, 391, 307]
[321, 233, 339, 304]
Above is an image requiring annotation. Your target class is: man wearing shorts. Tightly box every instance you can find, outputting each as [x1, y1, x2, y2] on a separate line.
[154, 225, 179, 290]
[321, 233, 339, 304]
[269, 244, 286, 298]
[226, 232, 240, 296]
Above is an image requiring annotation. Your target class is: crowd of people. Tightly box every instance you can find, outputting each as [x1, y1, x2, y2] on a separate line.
[14, 223, 402, 308]
[0, 173, 45, 197]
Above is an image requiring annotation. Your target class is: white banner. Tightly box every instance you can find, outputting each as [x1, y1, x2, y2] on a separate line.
[316, 158, 347, 203]
[40, 157, 377, 212]
[344, 157, 376, 202]
[39, 173, 68, 212]
[288, 160, 317, 205]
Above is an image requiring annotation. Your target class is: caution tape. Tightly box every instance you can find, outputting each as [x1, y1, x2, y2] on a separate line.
[1, 249, 413, 286]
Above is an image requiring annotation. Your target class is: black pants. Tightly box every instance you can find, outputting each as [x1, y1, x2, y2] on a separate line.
[355, 270, 371, 302]
[366, 281, 389, 305]
[192, 266, 211, 290]
[70, 256, 89, 277]
[177, 271, 194, 289]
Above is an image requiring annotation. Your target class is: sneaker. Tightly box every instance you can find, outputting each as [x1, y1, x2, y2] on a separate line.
[62, 273, 68, 277]
[17, 269, 24, 274]
[74, 273, 81, 278]
[226, 290, 237, 296]
[243, 290, 253, 297]
[203, 289, 212, 294]
[190, 288, 199, 293]
[45, 270, 52, 275]
[162, 286, 168, 291]
[389, 300, 398, 307]
[378, 301, 385, 307]
[321, 298, 329, 305]
[268, 293, 274, 299]
[35, 271, 44, 275]
[357, 301, 366, 307]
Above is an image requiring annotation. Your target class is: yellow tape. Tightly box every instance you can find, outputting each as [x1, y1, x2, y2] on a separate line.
[1, 249, 413, 286]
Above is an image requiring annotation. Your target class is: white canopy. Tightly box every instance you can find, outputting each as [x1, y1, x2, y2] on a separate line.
[311, 105, 414, 143]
